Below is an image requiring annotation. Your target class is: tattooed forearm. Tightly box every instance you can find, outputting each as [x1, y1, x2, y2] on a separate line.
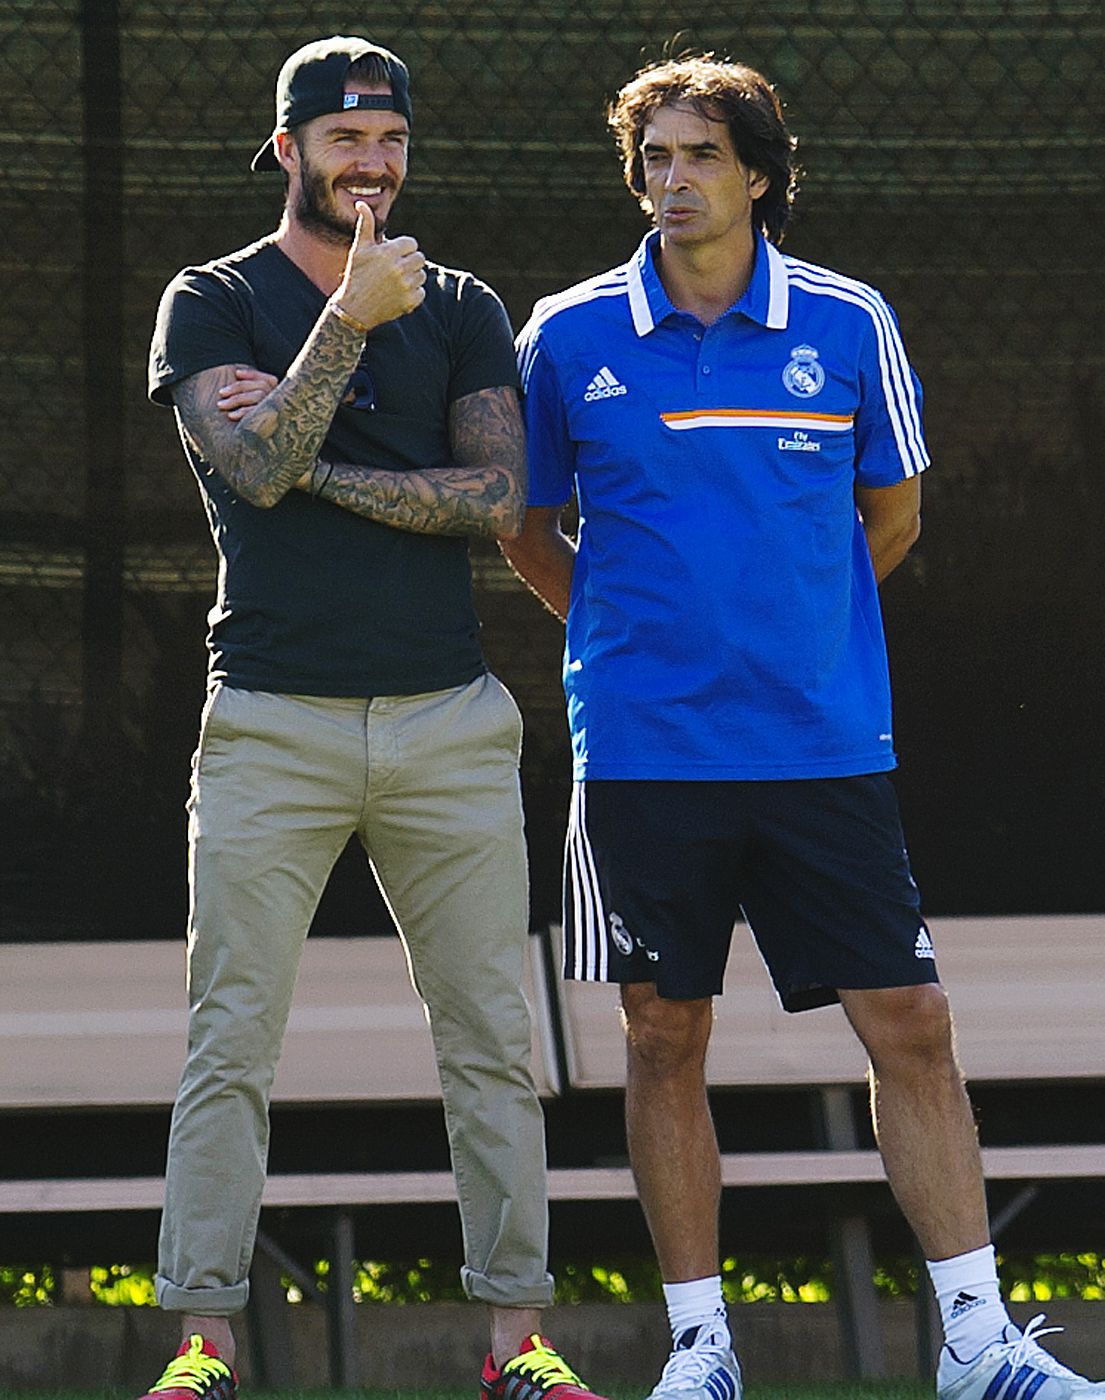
[312, 386, 527, 537]
[315, 460, 517, 537]
[172, 308, 366, 508]
[450, 385, 526, 520]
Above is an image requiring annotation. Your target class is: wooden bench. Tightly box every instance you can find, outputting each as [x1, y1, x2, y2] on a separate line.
[0, 934, 558, 1111]
[554, 912, 1105, 1091]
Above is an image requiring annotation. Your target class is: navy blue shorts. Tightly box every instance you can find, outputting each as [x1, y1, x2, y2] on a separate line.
[562, 775, 938, 1011]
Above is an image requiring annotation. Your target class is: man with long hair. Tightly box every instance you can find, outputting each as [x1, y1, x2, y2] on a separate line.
[504, 54, 1104, 1400]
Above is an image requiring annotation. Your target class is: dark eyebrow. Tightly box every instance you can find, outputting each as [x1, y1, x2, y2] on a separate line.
[641, 139, 724, 156]
[327, 122, 409, 140]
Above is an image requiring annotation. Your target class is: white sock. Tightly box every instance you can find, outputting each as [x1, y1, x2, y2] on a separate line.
[927, 1245, 1013, 1362]
[662, 1277, 728, 1344]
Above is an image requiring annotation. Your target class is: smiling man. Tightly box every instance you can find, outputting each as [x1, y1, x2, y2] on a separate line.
[142, 36, 606, 1400]
[503, 54, 1105, 1400]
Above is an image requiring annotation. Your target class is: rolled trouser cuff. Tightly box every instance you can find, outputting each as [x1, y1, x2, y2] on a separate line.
[155, 1275, 249, 1315]
[461, 1264, 554, 1309]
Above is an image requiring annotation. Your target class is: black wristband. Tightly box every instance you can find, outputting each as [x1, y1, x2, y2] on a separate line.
[313, 461, 335, 499]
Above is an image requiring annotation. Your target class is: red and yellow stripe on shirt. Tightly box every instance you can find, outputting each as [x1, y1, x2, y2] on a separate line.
[660, 408, 855, 432]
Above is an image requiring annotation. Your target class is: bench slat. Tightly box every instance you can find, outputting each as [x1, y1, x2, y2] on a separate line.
[0, 935, 556, 1108]
[4, 917, 1100, 1108]
[5, 1146, 1104, 1214]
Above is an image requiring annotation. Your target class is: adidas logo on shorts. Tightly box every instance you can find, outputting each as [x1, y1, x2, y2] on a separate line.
[914, 926, 935, 959]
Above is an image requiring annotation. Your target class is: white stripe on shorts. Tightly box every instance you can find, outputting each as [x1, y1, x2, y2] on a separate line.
[565, 781, 608, 980]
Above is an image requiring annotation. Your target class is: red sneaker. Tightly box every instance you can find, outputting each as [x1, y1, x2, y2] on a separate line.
[481, 1334, 609, 1400]
[136, 1334, 237, 1400]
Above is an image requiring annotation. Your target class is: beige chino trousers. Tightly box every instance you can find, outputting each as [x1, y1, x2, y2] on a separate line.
[155, 674, 552, 1315]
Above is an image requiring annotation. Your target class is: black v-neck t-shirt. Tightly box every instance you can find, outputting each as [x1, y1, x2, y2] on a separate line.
[149, 237, 518, 697]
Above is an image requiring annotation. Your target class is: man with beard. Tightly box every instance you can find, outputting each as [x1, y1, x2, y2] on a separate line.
[141, 36, 605, 1400]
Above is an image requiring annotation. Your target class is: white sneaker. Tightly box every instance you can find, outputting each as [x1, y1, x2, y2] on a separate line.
[646, 1319, 741, 1400]
[938, 1315, 1105, 1400]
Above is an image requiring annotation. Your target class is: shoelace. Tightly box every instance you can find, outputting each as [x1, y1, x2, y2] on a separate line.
[504, 1337, 584, 1388]
[149, 1336, 232, 1396]
[657, 1332, 732, 1389]
[1007, 1315, 1078, 1381]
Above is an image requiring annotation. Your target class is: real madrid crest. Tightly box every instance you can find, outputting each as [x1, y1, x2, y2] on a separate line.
[782, 343, 825, 398]
[609, 911, 634, 957]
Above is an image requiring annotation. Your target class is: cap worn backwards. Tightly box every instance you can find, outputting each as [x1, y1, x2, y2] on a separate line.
[250, 34, 413, 172]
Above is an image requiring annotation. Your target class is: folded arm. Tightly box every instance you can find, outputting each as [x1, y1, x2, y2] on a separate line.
[171, 310, 368, 509]
[312, 385, 527, 538]
[172, 207, 428, 509]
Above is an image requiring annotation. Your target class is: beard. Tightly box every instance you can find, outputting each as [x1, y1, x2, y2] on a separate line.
[293, 150, 392, 245]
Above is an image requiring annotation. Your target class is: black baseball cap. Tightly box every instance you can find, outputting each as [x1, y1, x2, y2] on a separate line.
[250, 35, 413, 171]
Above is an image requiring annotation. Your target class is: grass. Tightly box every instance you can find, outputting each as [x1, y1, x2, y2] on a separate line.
[0, 1386, 934, 1400]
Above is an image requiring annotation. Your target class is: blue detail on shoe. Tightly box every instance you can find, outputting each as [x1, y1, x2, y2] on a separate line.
[704, 1370, 737, 1400]
[984, 1364, 1013, 1400]
[645, 1319, 741, 1400]
[1023, 1374, 1051, 1400]
[1007, 1366, 1040, 1400]
[939, 1314, 1105, 1400]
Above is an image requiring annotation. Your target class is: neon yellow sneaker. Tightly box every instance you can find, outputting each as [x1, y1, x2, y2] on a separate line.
[480, 1334, 610, 1400]
[137, 1334, 237, 1400]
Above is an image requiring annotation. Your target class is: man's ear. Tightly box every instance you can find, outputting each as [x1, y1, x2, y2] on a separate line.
[274, 129, 297, 175]
[748, 167, 771, 200]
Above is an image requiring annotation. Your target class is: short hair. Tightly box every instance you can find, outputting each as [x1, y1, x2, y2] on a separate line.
[346, 52, 394, 88]
[285, 53, 400, 187]
[287, 51, 397, 150]
[607, 55, 800, 245]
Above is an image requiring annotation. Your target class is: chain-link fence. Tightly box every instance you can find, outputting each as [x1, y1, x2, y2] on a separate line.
[2, 1, 1103, 940]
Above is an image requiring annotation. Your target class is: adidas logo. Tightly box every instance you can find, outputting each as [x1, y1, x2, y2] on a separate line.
[949, 1289, 985, 1320]
[583, 365, 628, 401]
[914, 926, 935, 960]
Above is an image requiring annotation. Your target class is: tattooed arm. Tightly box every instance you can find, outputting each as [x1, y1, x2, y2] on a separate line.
[310, 385, 527, 538]
[171, 205, 427, 508]
[171, 310, 367, 509]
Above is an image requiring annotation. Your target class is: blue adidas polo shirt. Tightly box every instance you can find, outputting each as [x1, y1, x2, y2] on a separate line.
[517, 229, 930, 782]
